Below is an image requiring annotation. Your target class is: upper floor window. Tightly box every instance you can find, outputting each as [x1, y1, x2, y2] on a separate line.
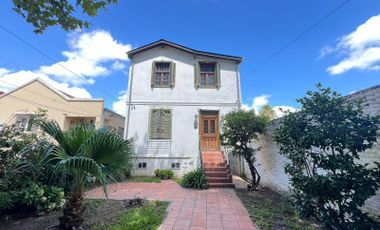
[194, 62, 221, 89]
[151, 61, 176, 88]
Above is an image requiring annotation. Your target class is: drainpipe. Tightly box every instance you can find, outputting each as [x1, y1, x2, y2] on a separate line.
[124, 60, 134, 139]
[236, 62, 242, 110]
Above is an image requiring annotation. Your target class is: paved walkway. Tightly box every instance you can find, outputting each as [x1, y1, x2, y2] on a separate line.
[86, 180, 256, 230]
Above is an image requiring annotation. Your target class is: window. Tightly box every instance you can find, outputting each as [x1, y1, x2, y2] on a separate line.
[194, 62, 220, 89]
[138, 162, 147, 169]
[149, 109, 172, 139]
[151, 61, 176, 88]
[117, 127, 124, 137]
[171, 163, 180, 169]
[15, 114, 33, 132]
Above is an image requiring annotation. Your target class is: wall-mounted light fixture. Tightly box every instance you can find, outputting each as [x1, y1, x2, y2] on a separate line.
[194, 113, 199, 129]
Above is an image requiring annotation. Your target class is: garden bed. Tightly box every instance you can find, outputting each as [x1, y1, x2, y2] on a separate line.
[236, 187, 320, 230]
[1, 199, 169, 230]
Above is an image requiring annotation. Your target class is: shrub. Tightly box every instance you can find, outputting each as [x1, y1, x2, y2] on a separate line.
[274, 84, 380, 229]
[220, 110, 268, 190]
[181, 168, 208, 189]
[154, 169, 174, 179]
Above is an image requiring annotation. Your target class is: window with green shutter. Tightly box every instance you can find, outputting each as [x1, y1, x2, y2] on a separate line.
[149, 109, 172, 139]
[194, 61, 220, 89]
[151, 61, 176, 88]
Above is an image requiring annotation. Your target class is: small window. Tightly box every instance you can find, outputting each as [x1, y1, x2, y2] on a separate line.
[194, 62, 220, 89]
[151, 61, 176, 88]
[15, 114, 33, 132]
[138, 162, 147, 169]
[149, 109, 172, 139]
[171, 163, 180, 169]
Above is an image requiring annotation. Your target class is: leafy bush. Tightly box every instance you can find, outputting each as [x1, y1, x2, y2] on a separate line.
[154, 169, 174, 179]
[274, 84, 380, 229]
[0, 181, 65, 216]
[181, 168, 208, 189]
[220, 110, 268, 190]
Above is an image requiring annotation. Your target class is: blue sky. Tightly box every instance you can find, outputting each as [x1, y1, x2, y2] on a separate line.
[0, 0, 379, 116]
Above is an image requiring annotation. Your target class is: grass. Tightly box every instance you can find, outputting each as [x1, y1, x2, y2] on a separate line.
[174, 177, 182, 185]
[93, 201, 169, 230]
[126, 176, 161, 183]
[236, 188, 320, 230]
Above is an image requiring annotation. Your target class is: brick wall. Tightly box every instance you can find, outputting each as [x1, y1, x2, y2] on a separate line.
[232, 84, 380, 215]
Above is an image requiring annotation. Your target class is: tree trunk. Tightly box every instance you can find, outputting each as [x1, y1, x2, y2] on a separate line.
[59, 193, 85, 229]
[246, 159, 260, 190]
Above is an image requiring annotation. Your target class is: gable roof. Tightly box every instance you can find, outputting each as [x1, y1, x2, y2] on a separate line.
[0, 78, 104, 102]
[103, 108, 125, 119]
[127, 39, 243, 63]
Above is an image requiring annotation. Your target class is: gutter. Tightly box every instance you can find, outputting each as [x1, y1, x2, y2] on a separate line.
[236, 62, 242, 110]
[124, 60, 134, 139]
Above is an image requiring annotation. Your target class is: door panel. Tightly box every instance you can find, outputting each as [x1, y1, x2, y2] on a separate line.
[200, 113, 219, 151]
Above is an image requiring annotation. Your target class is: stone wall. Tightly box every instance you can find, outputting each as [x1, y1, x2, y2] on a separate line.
[232, 84, 380, 215]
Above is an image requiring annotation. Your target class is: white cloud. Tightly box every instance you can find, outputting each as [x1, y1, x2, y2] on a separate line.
[272, 106, 297, 118]
[323, 15, 380, 75]
[0, 70, 91, 98]
[112, 90, 128, 116]
[0, 30, 132, 102]
[242, 94, 297, 118]
[39, 30, 132, 85]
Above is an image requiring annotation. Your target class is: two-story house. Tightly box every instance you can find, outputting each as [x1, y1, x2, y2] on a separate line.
[125, 40, 242, 187]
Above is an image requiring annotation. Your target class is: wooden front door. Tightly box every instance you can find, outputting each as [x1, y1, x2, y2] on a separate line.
[200, 112, 219, 151]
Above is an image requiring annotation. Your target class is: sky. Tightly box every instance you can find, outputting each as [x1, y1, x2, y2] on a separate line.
[0, 0, 379, 117]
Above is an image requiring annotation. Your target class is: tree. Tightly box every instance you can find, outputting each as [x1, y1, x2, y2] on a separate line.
[258, 104, 276, 124]
[40, 120, 133, 229]
[12, 0, 118, 33]
[274, 83, 380, 229]
[220, 110, 267, 190]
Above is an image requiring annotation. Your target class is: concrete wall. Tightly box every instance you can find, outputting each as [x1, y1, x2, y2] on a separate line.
[0, 80, 104, 130]
[231, 84, 380, 215]
[127, 45, 240, 176]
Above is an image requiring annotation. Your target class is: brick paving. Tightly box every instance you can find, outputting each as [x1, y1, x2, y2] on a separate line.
[85, 180, 256, 230]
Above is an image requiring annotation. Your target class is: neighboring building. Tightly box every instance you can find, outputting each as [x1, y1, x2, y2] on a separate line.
[0, 78, 124, 135]
[125, 39, 242, 184]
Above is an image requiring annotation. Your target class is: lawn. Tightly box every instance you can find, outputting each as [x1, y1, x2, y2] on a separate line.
[236, 188, 320, 230]
[2, 199, 169, 230]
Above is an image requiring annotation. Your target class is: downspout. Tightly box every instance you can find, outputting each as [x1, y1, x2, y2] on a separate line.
[235, 62, 244, 176]
[236, 62, 242, 110]
[124, 60, 134, 139]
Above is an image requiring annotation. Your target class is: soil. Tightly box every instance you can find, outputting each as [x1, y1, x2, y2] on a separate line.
[0, 198, 147, 230]
[236, 187, 320, 230]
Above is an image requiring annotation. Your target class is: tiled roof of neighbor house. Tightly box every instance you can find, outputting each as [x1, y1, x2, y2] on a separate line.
[103, 108, 125, 119]
[127, 39, 243, 63]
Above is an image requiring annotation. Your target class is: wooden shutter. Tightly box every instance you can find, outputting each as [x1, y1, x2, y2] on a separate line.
[194, 62, 200, 89]
[149, 109, 160, 139]
[170, 62, 176, 88]
[216, 62, 221, 89]
[149, 109, 172, 139]
[161, 110, 172, 139]
[151, 61, 157, 88]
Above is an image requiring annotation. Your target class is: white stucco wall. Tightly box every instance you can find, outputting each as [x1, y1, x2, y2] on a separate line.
[126, 45, 240, 177]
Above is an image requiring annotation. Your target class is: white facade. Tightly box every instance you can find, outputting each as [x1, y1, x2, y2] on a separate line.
[125, 40, 242, 176]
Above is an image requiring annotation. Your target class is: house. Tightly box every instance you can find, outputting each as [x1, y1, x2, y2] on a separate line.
[125, 39, 242, 187]
[0, 78, 125, 135]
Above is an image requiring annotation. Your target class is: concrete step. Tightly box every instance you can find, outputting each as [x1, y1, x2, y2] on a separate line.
[208, 183, 235, 188]
[205, 171, 229, 177]
[207, 176, 232, 183]
[204, 167, 228, 171]
[203, 162, 227, 167]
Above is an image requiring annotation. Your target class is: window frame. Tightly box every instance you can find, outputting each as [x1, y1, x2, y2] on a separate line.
[151, 61, 176, 88]
[149, 108, 172, 140]
[194, 61, 221, 89]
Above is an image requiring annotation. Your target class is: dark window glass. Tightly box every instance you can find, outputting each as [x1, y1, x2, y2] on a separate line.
[153, 62, 171, 86]
[204, 120, 209, 133]
[210, 120, 215, 134]
[199, 63, 216, 87]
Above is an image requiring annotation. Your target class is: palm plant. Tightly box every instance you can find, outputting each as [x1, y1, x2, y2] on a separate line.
[40, 120, 133, 229]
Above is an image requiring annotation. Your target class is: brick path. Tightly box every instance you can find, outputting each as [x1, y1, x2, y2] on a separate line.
[85, 180, 256, 230]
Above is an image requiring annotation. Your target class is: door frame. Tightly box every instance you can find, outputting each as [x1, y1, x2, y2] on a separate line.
[199, 110, 220, 151]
